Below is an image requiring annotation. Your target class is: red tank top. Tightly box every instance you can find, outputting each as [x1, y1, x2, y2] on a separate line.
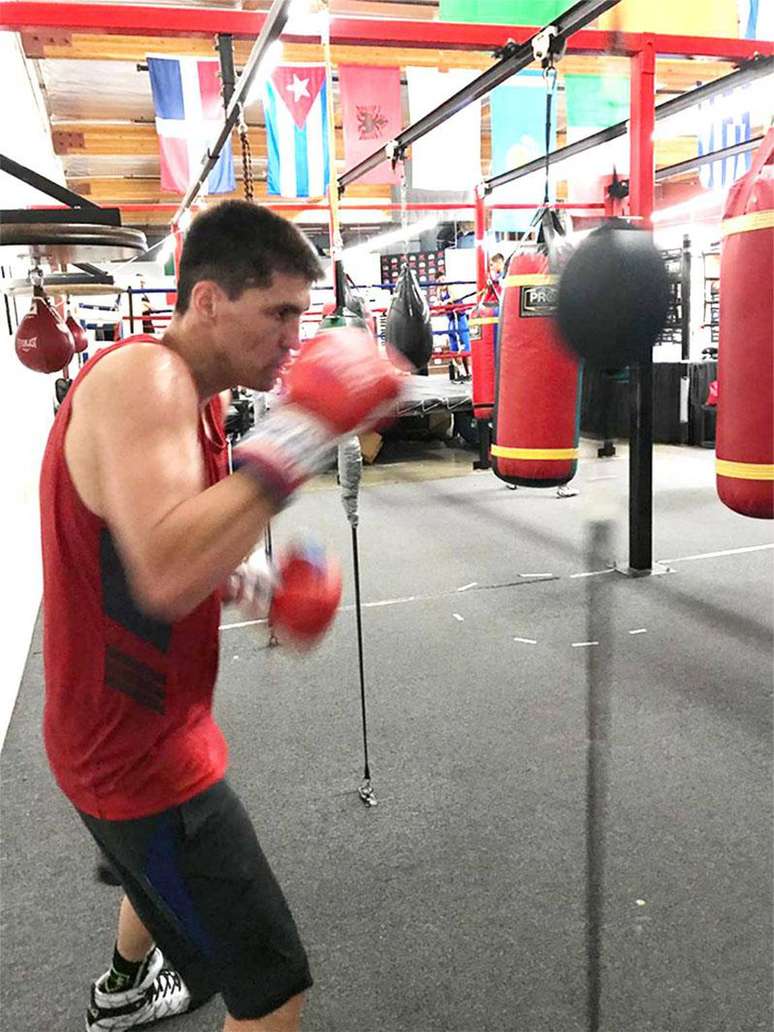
[40, 337, 229, 820]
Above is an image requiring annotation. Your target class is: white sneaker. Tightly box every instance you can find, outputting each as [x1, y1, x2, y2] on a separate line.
[85, 948, 191, 1030]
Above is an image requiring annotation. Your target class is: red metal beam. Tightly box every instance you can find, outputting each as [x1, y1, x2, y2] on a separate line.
[2, 3, 772, 59]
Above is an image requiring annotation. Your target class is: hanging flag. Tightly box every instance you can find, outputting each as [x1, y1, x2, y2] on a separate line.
[406, 68, 481, 193]
[263, 65, 329, 198]
[439, 0, 564, 24]
[489, 73, 556, 232]
[339, 65, 401, 185]
[737, 0, 774, 39]
[147, 55, 235, 196]
[564, 74, 630, 204]
[698, 86, 754, 189]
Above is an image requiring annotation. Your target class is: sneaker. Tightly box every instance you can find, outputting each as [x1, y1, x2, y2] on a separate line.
[85, 948, 191, 1030]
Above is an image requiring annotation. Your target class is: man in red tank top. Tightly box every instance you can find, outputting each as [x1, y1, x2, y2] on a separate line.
[39, 201, 402, 1032]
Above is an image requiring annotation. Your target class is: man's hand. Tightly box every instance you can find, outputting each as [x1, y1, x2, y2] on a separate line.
[233, 326, 403, 509]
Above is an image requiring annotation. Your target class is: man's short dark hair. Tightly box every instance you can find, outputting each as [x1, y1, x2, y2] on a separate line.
[491, 253, 505, 263]
[176, 200, 323, 313]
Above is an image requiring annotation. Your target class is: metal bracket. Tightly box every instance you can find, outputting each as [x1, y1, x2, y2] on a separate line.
[532, 25, 566, 68]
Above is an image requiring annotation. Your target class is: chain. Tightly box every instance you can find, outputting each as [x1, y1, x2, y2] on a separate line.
[399, 159, 409, 260]
[238, 105, 254, 203]
[542, 62, 557, 207]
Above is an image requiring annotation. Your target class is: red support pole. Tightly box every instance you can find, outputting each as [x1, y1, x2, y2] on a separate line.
[629, 36, 656, 229]
[474, 185, 487, 294]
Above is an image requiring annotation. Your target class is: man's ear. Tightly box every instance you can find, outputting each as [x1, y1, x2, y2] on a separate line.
[189, 280, 223, 323]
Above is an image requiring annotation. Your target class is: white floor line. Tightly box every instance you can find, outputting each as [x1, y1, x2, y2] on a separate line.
[453, 613, 464, 622]
[569, 569, 616, 579]
[220, 617, 265, 630]
[659, 542, 774, 564]
[457, 582, 478, 592]
[513, 637, 537, 645]
[520, 572, 554, 579]
[572, 641, 599, 648]
[629, 628, 648, 635]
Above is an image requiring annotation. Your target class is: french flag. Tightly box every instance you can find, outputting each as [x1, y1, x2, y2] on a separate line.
[264, 65, 330, 198]
[147, 55, 235, 196]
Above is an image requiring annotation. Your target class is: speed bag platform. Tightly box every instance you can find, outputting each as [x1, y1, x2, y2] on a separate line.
[491, 252, 581, 488]
[469, 301, 499, 421]
[716, 128, 774, 519]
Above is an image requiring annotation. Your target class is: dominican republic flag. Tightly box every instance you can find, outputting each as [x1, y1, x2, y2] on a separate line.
[264, 65, 330, 198]
[147, 55, 235, 195]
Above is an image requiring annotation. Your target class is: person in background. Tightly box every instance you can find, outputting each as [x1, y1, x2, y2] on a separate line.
[434, 270, 470, 381]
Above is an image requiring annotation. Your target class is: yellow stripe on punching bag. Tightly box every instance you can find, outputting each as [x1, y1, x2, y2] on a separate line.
[491, 445, 579, 460]
[716, 459, 774, 481]
[468, 316, 500, 327]
[503, 274, 559, 287]
[720, 210, 774, 238]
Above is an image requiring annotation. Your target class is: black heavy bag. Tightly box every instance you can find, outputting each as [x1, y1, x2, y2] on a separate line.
[384, 264, 433, 370]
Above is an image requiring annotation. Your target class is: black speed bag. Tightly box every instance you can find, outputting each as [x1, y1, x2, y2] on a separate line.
[384, 264, 434, 370]
[557, 222, 670, 369]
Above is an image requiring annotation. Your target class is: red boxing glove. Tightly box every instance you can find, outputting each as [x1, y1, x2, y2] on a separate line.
[270, 543, 342, 648]
[234, 326, 403, 509]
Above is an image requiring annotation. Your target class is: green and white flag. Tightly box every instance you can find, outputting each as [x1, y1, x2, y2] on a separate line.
[439, 0, 565, 24]
[563, 74, 630, 204]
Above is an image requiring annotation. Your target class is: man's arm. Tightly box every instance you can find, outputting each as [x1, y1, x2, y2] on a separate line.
[73, 344, 273, 622]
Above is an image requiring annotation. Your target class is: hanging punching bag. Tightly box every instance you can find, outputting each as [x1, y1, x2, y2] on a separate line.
[716, 128, 774, 519]
[384, 264, 433, 371]
[320, 261, 376, 336]
[469, 287, 499, 422]
[491, 250, 581, 487]
[15, 289, 75, 374]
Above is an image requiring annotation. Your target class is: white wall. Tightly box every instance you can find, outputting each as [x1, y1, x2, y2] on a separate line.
[0, 32, 67, 747]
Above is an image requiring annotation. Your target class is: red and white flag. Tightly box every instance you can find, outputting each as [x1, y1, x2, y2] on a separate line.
[339, 65, 402, 185]
[147, 55, 235, 195]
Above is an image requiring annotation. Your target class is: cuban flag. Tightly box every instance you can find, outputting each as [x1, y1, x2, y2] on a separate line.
[264, 65, 330, 198]
[147, 55, 235, 196]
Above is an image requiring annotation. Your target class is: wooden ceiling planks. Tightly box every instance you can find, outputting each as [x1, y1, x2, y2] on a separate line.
[21, 14, 743, 227]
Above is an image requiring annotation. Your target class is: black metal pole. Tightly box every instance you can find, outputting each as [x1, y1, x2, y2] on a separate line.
[338, 0, 622, 191]
[0, 153, 100, 209]
[128, 289, 135, 335]
[680, 234, 691, 362]
[628, 355, 654, 572]
[217, 33, 236, 112]
[679, 234, 691, 443]
[351, 526, 371, 783]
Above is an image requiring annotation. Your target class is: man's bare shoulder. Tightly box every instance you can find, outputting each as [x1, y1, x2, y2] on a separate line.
[75, 340, 198, 419]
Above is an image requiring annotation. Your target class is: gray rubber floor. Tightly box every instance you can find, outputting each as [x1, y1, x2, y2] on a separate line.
[2, 441, 772, 1032]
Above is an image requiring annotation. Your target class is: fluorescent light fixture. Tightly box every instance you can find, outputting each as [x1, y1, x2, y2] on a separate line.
[342, 216, 440, 258]
[652, 189, 727, 224]
[247, 38, 284, 102]
[653, 75, 774, 141]
[156, 234, 177, 265]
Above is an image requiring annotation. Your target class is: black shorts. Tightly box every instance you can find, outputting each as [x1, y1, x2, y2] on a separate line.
[79, 780, 313, 1021]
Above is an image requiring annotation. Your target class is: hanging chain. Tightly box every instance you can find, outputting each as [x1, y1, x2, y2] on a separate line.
[542, 61, 557, 207]
[238, 105, 254, 203]
[399, 159, 409, 261]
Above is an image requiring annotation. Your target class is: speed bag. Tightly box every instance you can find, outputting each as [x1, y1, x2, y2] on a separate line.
[491, 252, 581, 487]
[716, 128, 774, 519]
[468, 302, 499, 421]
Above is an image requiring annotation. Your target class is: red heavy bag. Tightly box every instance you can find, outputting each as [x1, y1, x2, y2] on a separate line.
[469, 300, 499, 421]
[716, 128, 774, 519]
[491, 251, 581, 487]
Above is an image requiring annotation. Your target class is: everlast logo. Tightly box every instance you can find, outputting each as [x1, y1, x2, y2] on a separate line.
[520, 284, 558, 318]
